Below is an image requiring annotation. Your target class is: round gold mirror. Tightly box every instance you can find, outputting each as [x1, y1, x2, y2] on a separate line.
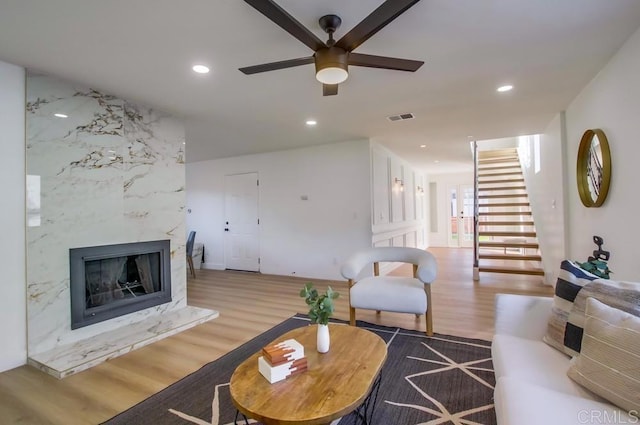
[576, 129, 611, 207]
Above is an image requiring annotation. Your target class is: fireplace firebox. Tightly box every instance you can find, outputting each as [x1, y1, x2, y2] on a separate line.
[69, 240, 172, 329]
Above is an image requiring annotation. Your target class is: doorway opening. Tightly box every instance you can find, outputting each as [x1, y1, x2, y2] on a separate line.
[224, 172, 260, 272]
[448, 184, 474, 248]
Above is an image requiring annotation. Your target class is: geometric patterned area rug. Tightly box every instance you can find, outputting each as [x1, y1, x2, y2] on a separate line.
[103, 314, 496, 425]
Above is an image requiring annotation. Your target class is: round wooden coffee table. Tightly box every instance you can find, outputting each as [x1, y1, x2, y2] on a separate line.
[230, 323, 387, 425]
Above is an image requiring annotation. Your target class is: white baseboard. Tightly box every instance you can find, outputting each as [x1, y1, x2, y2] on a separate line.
[201, 262, 225, 270]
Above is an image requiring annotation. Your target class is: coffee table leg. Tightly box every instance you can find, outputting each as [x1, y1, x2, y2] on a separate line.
[351, 372, 382, 425]
[234, 409, 250, 424]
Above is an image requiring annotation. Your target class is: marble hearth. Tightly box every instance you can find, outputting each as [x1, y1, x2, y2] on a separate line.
[28, 307, 217, 378]
[25, 73, 218, 377]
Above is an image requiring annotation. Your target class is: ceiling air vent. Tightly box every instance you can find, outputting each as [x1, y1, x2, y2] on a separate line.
[387, 113, 415, 122]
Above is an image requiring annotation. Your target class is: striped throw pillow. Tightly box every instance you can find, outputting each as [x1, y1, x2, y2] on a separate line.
[565, 279, 640, 356]
[543, 260, 598, 354]
[567, 298, 640, 416]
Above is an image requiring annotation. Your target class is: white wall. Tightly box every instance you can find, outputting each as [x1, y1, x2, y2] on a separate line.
[428, 172, 474, 247]
[0, 60, 26, 372]
[186, 140, 372, 280]
[564, 26, 640, 280]
[519, 118, 567, 285]
[371, 143, 427, 250]
[477, 137, 519, 151]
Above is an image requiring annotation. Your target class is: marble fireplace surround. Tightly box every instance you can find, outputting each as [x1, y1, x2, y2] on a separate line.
[26, 73, 217, 378]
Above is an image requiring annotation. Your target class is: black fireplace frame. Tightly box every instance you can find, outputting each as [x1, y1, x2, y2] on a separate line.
[69, 240, 172, 329]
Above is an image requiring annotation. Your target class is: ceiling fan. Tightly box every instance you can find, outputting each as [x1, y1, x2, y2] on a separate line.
[239, 0, 424, 96]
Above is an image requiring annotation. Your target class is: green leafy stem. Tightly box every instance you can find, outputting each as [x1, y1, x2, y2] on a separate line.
[299, 282, 340, 325]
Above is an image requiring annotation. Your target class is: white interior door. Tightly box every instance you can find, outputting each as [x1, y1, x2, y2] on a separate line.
[224, 173, 260, 271]
[447, 184, 474, 248]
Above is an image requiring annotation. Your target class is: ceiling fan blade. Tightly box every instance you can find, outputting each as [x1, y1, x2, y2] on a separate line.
[349, 53, 423, 72]
[323, 84, 338, 96]
[244, 0, 326, 51]
[335, 0, 421, 52]
[239, 56, 314, 75]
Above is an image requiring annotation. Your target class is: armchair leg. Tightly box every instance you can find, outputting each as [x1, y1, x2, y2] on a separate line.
[347, 279, 356, 327]
[415, 314, 421, 319]
[187, 256, 196, 279]
[425, 285, 433, 336]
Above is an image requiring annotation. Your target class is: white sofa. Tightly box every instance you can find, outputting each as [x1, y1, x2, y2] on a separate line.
[492, 294, 633, 425]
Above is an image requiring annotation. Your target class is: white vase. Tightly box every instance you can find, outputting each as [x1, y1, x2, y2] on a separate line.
[317, 324, 330, 353]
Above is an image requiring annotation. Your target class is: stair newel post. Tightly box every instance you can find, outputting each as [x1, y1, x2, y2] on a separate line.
[473, 140, 480, 281]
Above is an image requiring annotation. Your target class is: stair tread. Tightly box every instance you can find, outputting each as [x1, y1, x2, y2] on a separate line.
[478, 148, 517, 156]
[478, 165, 521, 171]
[479, 253, 542, 261]
[478, 179, 525, 184]
[479, 211, 532, 216]
[478, 221, 535, 226]
[478, 155, 518, 160]
[480, 241, 539, 248]
[479, 194, 528, 199]
[479, 171, 523, 177]
[478, 265, 545, 276]
[478, 186, 527, 191]
[479, 231, 537, 237]
[480, 202, 530, 207]
[478, 162, 519, 167]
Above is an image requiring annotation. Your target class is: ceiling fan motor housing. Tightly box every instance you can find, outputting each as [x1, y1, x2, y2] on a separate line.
[315, 47, 349, 84]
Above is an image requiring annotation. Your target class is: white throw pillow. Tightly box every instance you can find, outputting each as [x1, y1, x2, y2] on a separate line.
[567, 297, 640, 417]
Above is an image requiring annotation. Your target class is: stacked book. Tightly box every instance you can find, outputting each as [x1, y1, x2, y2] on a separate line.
[258, 338, 307, 384]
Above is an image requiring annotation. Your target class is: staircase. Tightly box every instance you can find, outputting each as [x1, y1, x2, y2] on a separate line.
[475, 148, 544, 277]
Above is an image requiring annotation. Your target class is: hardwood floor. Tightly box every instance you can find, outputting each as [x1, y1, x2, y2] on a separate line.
[0, 247, 552, 424]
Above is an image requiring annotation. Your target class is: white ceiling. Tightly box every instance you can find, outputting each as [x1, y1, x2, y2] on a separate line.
[1, 1, 639, 173]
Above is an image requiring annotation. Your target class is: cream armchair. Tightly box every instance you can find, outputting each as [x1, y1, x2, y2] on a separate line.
[341, 247, 438, 336]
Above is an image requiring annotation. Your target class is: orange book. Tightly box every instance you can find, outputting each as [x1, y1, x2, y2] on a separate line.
[261, 339, 304, 366]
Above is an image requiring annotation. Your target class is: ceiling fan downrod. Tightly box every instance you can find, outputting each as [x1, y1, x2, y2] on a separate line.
[319, 14, 341, 47]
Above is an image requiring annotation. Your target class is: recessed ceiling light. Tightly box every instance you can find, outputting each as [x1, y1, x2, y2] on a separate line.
[305, 120, 317, 126]
[497, 85, 513, 92]
[434, 160, 440, 163]
[192, 65, 210, 74]
[54, 113, 68, 118]
[420, 144, 426, 148]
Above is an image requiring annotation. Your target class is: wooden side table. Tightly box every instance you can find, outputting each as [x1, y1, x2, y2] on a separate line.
[230, 323, 387, 425]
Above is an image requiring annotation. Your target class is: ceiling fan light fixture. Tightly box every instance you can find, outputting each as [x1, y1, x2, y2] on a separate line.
[315, 48, 348, 85]
[316, 67, 348, 85]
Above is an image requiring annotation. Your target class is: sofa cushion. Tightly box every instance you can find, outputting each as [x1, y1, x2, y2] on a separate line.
[564, 279, 640, 355]
[544, 260, 598, 354]
[568, 298, 640, 415]
[495, 376, 634, 425]
[349, 276, 426, 314]
[494, 294, 553, 340]
[492, 334, 600, 400]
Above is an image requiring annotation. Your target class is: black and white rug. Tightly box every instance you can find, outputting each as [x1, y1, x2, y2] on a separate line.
[104, 315, 496, 425]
